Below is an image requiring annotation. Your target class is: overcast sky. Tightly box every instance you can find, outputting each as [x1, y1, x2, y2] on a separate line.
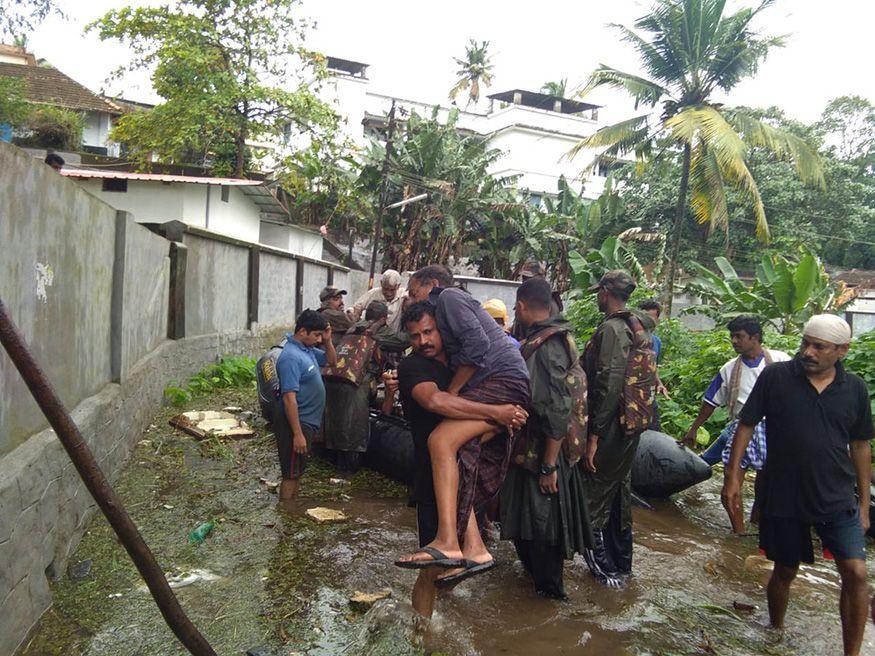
[24, 0, 874, 126]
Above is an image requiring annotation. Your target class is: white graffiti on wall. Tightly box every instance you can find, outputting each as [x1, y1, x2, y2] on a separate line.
[35, 263, 54, 303]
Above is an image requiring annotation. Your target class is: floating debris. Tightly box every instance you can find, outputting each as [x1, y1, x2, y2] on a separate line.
[188, 521, 214, 544]
[259, 477, 279, 493]
[306, 507, 347, 523]
[349, 589, 391, 612]
[167, 569, 221, 589]
[743, 554, 774, 572]
[169, 410, 255, 439]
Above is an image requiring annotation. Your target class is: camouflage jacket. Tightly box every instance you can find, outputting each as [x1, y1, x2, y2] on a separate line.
[523, 316, 576, 444]
[583, 309, 655, 436]
[347, 320, 408, 354]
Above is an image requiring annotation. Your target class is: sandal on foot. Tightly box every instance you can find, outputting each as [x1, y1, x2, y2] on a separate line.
[434, 559, 497, 588]
[394, 546, 465, 570]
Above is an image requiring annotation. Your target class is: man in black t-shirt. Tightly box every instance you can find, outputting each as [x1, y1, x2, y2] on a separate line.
[384, 301, 527, 618]
[722, 315, 872, 656]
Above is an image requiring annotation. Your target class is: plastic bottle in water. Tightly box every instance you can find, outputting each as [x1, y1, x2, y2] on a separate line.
[188, 521, 214, 544]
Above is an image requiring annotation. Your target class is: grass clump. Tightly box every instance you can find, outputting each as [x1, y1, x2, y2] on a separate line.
[164, 356, 257, 406]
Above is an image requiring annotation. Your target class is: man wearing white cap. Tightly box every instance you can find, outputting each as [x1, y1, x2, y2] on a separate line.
[349, 269, 407, 334]
[722, 314, 872, 656]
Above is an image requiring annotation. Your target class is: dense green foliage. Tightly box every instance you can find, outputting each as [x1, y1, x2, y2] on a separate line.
[843, 330, 875, 415]
[573, 0, 824, 313]
[362, 107, 517, 273]
[567, 307, 875, 447]
[0, 76, 30, 127]
[163, 356, 256, 406]
[685, 250, 853, 333]
[15, 105, 84, 150]
[90, 0, 337, 177]
[280, 136, 373, 235]
[613, 101, 875, 272]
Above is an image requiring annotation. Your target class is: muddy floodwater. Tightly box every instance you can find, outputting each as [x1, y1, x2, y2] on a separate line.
[16, 387, 875, 655]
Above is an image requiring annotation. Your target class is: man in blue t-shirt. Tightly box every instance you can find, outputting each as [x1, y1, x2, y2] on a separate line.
[275, 309, 336, 499]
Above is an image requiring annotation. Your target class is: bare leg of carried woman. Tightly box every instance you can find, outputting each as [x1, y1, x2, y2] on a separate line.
[396, 419, 498, 566]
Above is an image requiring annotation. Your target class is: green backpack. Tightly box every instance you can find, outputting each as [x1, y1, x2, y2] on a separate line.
[514, 326, 589, 471]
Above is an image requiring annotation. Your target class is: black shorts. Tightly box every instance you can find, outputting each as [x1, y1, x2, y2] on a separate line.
[273, 402, 317, 480]
[759, 507, 867, 568]
[416, 502, 438, 547]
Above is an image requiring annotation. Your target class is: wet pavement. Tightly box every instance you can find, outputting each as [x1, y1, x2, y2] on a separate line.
[16, 388, 875, 655]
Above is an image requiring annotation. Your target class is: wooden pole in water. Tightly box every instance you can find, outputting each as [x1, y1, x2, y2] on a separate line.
[0, 298, 217, 656]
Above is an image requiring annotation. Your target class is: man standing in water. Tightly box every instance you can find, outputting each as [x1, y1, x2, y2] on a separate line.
[501, 277, 594, 599]
[386, 301, 526, 615]
[396, 265, 530, 570]
[723, 315, 871, 656]
[274, 310, 336, 500]
[581, 271, 656, 587]
[684, 316, 790, 530]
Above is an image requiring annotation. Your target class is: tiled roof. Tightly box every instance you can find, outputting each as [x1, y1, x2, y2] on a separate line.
[0, 62, 122, 114]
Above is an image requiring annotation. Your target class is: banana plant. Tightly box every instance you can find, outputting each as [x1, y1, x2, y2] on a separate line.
[567, 236, 646, 298]
[685, 250, 851, 333]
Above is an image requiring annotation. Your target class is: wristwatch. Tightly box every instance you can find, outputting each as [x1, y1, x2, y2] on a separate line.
[539, 463, 558, 476]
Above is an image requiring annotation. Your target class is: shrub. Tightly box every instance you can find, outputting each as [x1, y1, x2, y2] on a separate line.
[844, 330, 875, 414]
[163, 356, 257, 406]
[15, 105, 84, 150]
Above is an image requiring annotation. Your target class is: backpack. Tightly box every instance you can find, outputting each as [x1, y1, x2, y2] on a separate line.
[321, 332, 378, 386]
[614, 311, 657, 436]
[256, 339, 286, 421]
[515, 326, 589, 471]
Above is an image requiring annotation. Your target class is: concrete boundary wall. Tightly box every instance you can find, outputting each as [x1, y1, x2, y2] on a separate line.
[0, 142, 349, 654]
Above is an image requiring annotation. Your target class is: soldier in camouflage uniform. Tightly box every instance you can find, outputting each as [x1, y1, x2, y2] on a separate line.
[322, 301, 406, 474]
[500, 277, 594, 599]
[581, 270, 656, 587]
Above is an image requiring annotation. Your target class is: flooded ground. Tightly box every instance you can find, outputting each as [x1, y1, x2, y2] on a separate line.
[16, 385, 875, 656]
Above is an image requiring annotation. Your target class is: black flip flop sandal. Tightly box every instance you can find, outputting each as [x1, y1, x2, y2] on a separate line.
[434, 559, 497, 588]
[394, 546, 466, 570]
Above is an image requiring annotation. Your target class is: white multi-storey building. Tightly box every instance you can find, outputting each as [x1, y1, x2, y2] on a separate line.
[321, 56, 611, 200]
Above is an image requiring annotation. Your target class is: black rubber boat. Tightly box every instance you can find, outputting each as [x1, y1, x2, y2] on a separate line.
[631, 429, 713, 498]
[365, 413, 712, 498]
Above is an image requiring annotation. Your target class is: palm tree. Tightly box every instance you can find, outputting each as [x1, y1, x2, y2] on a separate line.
[448, 40, 494, 108]
[571, 0, 824, 314]
[541, 78, 568, 98]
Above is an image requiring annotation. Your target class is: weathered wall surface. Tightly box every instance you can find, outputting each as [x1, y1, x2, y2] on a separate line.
[121, 216, 170, 377]
[258, 251, 297, 328]
[0, 141, 349, 655]
[302, 261, 329, 312]
[182, 232, 249, 336]
[0, 143, 115, 456]
[0, 330, 283, 656]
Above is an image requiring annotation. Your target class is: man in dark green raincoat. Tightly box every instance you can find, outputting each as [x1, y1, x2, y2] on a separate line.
[581, 270, 655, 587]
[322, 301, 406, 474]
[500, 277, 594, 599]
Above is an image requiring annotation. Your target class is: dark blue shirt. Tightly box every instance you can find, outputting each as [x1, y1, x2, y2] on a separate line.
[652, 333, 662, 363]
[276, 334, 328, 430]
[429, 287, 529, 389]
